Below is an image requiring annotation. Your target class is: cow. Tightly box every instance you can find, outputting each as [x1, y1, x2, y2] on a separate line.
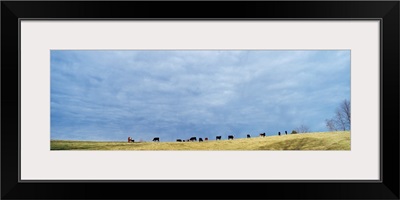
[278, 132, 281, 136]
[190, 137, 197, 142]
[153, 137, 160, 142]
[216, 136, 222, 140]
[247, 134, 251, 138]
[228, 135, 234, 140]
[205, 138, 208, 141]
[285, 131, 287, 135]
[176, 139, 182, 142]
[199, 138, 203, 142]
[260, 133, 266, 137]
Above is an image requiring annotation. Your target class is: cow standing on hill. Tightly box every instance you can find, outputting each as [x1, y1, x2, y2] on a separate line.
[260, 133, 266, 137]
[228, 135, 234, 140]
[153, 137, 160, 142]
[190, 137, 197, 142]
[199, 138, 203, 142]
[278, 132, 281, 136]
[285, 131, 287, 135]
[205, 138, 208, 141]
[176, 139, 182, 142]
[247, 134, 251, 138]
[216, 136, 222, 140]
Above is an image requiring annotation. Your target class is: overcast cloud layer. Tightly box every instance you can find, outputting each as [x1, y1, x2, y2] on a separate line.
[51, 50, 350, 141]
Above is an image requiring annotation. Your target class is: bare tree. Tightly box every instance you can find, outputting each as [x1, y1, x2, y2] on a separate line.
[341, 99, 351, 126]
[295, 124, 310, 133]
[325, 119, 338, 131]
[325, 99, 351, 131]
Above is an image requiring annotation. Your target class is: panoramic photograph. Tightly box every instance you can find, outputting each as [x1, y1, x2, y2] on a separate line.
[50, 50, 350, 150]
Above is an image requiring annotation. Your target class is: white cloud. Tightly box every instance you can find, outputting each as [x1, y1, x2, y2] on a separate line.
[51, 50, 350, 141]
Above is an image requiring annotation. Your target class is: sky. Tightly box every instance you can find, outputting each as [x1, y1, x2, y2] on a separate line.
[50, 50, 350, 141]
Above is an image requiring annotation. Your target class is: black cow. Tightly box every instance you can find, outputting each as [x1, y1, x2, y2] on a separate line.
[247, 134, 251, 138]
[216, 136, 222, 140]
[260, 133, 266, 137]
[176, 139, 182, 142]
[153, 137, 160, 142]
[199, 138, 203, 142]
[190, 137, 197, 142]
[278, 132, 281, 136]
[285, 131, 287, 135]
[228, 135, 234, 140]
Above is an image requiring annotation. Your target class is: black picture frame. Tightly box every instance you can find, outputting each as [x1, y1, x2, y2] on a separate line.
[2, 1, 399, 199]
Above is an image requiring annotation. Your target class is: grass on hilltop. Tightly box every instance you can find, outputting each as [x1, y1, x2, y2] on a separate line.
[50, 131, 350, 150]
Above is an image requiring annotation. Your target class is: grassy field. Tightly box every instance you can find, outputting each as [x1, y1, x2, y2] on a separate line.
[51, 131, 350, 150]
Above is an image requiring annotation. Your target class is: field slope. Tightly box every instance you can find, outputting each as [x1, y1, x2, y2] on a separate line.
[51, 131, 350, 150]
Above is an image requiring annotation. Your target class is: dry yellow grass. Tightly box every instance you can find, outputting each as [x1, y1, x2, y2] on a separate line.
[51, 131, 350, 150]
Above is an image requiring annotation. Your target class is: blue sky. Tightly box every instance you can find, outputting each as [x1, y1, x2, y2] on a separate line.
[50, 50, 350, 141]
